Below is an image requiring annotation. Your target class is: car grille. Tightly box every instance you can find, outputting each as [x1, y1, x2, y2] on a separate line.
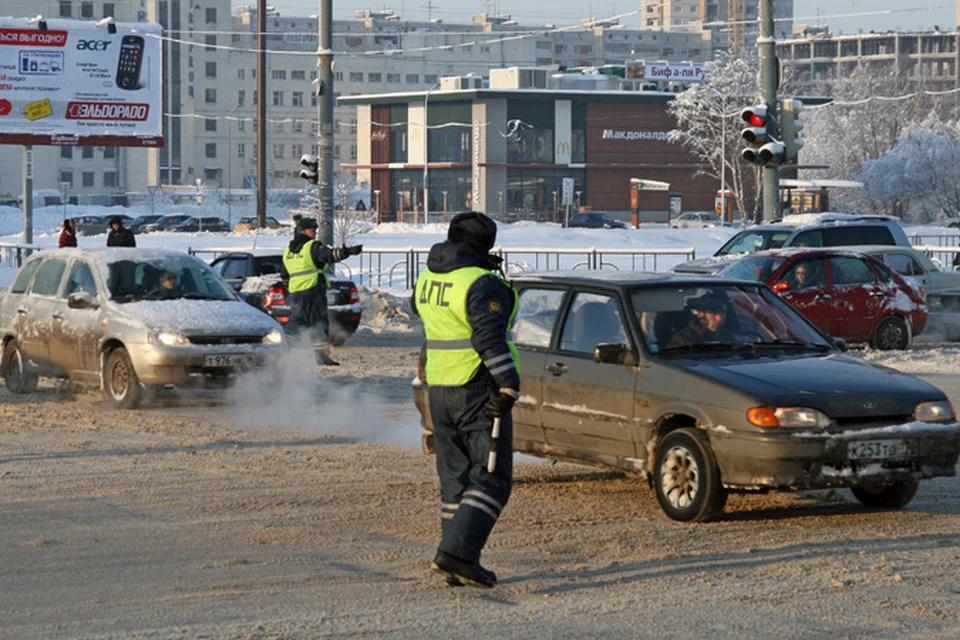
[832, 415, 913, 430]
[188, 335, 263, 345]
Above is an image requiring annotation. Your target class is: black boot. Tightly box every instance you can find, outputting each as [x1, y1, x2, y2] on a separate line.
[431, 550, 496, 589]
[315, 349, 340, 366]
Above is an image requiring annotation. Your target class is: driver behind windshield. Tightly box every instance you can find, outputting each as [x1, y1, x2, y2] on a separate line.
[147, 269, 183, 299]
[667, 293, 733, 348]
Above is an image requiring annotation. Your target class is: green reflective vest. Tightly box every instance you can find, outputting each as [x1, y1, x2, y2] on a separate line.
[416, 265, 519, 386]
[283, 239, 330, 293]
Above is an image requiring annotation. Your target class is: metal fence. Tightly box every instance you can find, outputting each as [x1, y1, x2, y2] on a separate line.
[188, 245, 698, 290]
[0, 242, 37, 269]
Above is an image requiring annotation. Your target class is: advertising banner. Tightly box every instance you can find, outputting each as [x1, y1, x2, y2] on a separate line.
[626, 60, 708, 84]
[0, 17, 163, 147]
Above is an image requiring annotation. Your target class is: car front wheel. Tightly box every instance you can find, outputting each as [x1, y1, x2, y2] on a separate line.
[851, 479, 919, 509]
[3, 339, 39, 394]
[872, 315, 910, 350]
[104, 347, 144, 409]
[654, 428, 727, 522]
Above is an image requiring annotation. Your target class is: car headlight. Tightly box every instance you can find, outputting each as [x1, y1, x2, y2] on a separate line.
[927, 294, 942, 309]
[747, 406, 832, 429]
[915, 400, 954, 423]
[151, 330, 190, 346]
[262, 329, 284, 345]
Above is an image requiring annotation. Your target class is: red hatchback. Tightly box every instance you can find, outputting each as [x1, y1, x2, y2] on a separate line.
[717, 248, 927, 350]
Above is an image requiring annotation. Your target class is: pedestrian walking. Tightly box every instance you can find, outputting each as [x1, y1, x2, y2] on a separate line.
[106, 216, 136, 247]
[412, 212, 520, 589]
[59, 219, 78, 248]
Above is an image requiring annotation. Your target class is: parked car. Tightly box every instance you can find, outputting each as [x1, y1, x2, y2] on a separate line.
[72, 215, 108, 236]
[715, 248, 928, 350]
[671, 213, 911, 275]
[856, 245, 960, 341]
[234, 216, 283, 233]
[141, 213, 193, 233]
[128, 214, 164, 234]
[209, 251, 361, 346]
[670, 212, 728, 228]
[413, 272, 960, 522]
[168, 217, 231, 233]
[0, 249, 285, 408]
[565, 213, 628, 229]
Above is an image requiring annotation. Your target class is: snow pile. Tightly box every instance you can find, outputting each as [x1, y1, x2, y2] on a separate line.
[359, 287, 421, 330]
[239, 274, 281, 295]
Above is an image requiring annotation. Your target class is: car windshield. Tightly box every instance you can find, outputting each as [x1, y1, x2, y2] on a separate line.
[631, 284, 832, 355]
[715, 229, 793, 256]
[716, 255, 787, 282]
[106, 255, 236, 302]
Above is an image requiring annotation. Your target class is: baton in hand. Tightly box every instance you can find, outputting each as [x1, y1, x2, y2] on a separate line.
[486, 416, 501, 473]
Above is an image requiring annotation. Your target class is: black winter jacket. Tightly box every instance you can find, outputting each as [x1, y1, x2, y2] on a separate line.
[106, 227, 136, 247]
[412, 241, 520, 393]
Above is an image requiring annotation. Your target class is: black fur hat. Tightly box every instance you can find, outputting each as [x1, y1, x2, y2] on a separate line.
[447, 212, 497, 255]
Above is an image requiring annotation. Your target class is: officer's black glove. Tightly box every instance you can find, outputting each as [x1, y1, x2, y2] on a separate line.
[484, 388, 518, 418]
[348, 244, 363, 255]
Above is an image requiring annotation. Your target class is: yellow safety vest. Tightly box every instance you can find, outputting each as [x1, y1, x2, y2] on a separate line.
[416, 266, 519, 386]
[283, 239, 330, 293]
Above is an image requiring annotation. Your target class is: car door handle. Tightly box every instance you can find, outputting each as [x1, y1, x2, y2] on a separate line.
[815, 294, 832, 301]
[869, 292, 885, 298]
[17, 307, 27, 314]
[545, 362, 569, 376]
[52, 312, 64, 320]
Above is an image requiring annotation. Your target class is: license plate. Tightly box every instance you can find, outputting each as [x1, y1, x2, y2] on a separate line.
[327, 291, 338, 305]
[848, 439, 918, 461]
[203, 353, 256, 368]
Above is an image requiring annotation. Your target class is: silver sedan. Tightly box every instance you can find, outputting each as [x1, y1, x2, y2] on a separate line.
[1, 248, 286, 408]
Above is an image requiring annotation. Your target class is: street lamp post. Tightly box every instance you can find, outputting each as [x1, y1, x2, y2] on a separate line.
[195, 178, 203, 231]
[60, 181, 70, 220]
[552, 190, 558, 223]
[373, 189, 381, 224]
[497, 191, 503, 220]
[441, 190, 448, 216]
[575, 190, 582, 212]
[226, 104, 239, 227]
[422, 83, 439, 225]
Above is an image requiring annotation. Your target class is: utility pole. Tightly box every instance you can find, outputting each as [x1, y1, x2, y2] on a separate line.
[759, 0, 780, 222]
[22, 146, 33, 247]
[317, 0, 335, 247]
[257, 0, 267, 228]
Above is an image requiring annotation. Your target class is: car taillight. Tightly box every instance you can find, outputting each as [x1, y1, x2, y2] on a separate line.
[349, 285, 360, 304]
[263, 286, 286, 307]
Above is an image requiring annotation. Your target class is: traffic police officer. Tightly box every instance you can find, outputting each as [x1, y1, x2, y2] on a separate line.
[282, 217, 362, 365]
[413, 212, 520, 589]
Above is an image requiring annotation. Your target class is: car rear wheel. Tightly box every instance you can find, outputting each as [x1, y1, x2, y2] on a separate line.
[872, 316, 910, 350]
[851, 479, 919, 509]
[3, 339, 39, 394]
[654, 428, 727, 522]
[104, 347, 144, 409]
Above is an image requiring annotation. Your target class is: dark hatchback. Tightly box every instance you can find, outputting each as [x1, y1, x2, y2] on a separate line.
[565, 213, 628, 229]
[169, 217, 232, 233]
[413, 272, 960, 522]
[210, 251, 361, 345]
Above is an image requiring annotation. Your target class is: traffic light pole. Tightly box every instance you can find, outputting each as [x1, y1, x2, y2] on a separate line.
[317, 0, 335, 247]
[759, 0, 780, 222]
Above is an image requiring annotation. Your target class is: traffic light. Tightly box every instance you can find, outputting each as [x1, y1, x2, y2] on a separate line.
[740, 104, 785, 167]
[299, 153, 318, 185]
[780, 98, 804, 162]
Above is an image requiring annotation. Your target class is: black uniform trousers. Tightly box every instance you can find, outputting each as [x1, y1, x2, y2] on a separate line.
[429, 372, 513, 565]
[289, 283, 330, 349]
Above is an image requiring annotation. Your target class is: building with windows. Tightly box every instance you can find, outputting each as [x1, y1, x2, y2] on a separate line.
[641, 0, 794, 52]
[0, 1, 712, 203]
[341, 69, 717, 221]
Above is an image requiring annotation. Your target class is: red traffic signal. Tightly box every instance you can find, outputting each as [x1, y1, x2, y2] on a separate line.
[740, 105, 771, 147]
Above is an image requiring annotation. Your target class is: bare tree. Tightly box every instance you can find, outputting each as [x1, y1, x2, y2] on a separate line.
[667, 51, 760, 223]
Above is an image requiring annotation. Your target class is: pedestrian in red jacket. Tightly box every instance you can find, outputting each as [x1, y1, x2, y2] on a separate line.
[59, 219, 78, 248]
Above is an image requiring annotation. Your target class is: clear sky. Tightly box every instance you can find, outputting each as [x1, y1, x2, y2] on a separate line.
[246, 1, 955, 35]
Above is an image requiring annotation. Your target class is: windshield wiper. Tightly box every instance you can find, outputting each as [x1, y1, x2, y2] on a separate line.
[111, 294, 147, 302]
[658, 341, 757, 354]
[752, 340, 831, 353]
[180, 292, 228, 300]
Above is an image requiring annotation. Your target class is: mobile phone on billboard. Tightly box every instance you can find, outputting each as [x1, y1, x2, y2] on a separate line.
[116, 35, 144, 90]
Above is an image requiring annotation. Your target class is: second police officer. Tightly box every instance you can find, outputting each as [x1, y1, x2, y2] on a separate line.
[412, 212, 520, 589]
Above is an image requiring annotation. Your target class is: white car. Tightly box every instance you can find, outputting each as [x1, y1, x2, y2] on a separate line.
[670, 212, 726, 229]
[0, 248, 286, 408]
[858, 245, 960, 340]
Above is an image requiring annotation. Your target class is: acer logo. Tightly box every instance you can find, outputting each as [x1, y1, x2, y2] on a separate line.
[76, 39, 111, 51]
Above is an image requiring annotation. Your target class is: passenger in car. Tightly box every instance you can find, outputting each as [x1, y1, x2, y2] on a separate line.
[788, 262, 822, 290]
[146, 270, 183, 299]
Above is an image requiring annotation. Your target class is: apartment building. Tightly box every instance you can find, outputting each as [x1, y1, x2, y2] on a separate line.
[641, 0, 794, 52]
[0, 0, 712, 202]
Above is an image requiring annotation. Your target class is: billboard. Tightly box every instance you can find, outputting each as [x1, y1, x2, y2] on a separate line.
[0, 17, 162, 147]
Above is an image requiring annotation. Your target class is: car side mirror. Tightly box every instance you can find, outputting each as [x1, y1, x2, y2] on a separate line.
[67, 291, 98, 310]
[594, 342, 638, 366]
[772, 281, 791, 293]
[830, 336, 848, 352]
